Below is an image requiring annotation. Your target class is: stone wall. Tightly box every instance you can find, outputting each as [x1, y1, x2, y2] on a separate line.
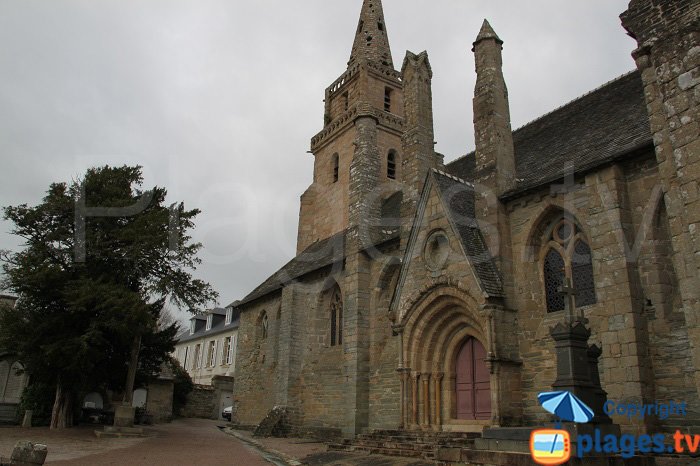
[621, 0, 700, 429]
[233, 294, 282, 425]
[147, 378, 174, 424]
[180, 384, 217, 420]
[367, 255, 401, 430]
[507, 149, 700, 432]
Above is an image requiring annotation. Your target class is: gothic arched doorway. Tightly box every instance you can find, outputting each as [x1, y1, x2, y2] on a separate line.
[455, 337, 491, 420]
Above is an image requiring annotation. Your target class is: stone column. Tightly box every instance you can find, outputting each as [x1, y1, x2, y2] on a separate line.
[400, 50, 443, 250]
[398, 368, 411, 430]
[422, 373, 431, 427]
[434, 372, 444, 429]
[411, 372, 420, 427]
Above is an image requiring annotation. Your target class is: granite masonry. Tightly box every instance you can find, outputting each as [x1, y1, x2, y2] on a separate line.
[230, 0, 700, 440]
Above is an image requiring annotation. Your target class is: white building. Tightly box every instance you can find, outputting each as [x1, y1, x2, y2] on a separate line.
[0, 294, 29, 424]
[173, 306, 239, 386]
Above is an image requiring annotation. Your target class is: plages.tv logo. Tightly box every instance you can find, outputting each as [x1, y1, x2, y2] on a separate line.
[530, 391, 594, 466]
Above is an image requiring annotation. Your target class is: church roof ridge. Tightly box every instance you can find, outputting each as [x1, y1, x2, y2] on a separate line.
[446, 69, 641, 167]
[432, 168, 474, 187]
[512, 69, 638, 135]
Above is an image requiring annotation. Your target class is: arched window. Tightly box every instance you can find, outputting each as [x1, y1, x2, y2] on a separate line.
[384, 87, 392, 112]
[544, 248, 565, 312]
[572, 240, 596, 308]
[387, 150, 397, 180]
[330, 287, 343, 346]
[542, 218, 596, 312]
[332, 153, 339, 183]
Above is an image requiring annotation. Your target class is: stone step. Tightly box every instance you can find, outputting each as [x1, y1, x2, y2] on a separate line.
[333, 444, 436, 460]
[352, 440, 436, 451]
[94, 430, 147, 439]
[438, 447, 657, 466]
[355, 435, 477, 446]
[329, 429, 481, 462]
[364, 429, 479, 437]
[358, 432, 479, 440]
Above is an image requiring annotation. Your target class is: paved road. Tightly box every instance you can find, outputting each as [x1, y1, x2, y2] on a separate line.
[48, 418, 274, 466]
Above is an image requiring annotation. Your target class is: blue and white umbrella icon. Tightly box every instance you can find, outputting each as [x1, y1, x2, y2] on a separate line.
[537, 391, 594, 423]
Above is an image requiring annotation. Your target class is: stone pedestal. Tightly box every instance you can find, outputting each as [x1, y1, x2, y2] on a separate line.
[113, 404, 136, 428]
[550, 320, 612, 425]
[96, 404, 145, 439]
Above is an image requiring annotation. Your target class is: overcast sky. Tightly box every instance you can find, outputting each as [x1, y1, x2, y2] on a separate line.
[0, 0, 637, 321]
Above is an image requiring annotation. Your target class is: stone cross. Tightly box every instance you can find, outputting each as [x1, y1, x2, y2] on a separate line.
[558, 278, 578, 322]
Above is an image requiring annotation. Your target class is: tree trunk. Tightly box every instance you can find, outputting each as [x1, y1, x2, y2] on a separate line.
[123, 335, 141, 404]
[50, 382, 73, 429]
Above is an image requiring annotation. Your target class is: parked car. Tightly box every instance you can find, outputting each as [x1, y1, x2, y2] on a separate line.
[222, 406, 232, 421]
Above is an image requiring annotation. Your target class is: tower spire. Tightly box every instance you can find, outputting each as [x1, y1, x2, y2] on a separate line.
[348, 0, 394, 69]
[473, 19, 503, 47]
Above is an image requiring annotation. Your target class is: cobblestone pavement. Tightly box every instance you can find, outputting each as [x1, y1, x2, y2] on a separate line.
[2, 419, 274, 465]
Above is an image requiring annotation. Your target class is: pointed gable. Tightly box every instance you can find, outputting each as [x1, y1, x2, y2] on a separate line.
[431, 171, 504, 297]
[391, 170, 504, 319]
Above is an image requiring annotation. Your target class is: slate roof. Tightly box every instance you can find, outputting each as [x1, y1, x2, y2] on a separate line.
[233, 230, 346, 308]
[447, 71, 652, 196]
[380, 191, 403, 234]
[176, 307, 240, 344]
[432, 170, 504, 297]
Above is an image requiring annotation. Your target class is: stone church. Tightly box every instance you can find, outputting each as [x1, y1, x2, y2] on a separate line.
[231, 0, 700, 438]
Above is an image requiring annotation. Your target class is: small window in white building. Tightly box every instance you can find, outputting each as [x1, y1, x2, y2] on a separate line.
[222, 336, 232, 365]
[207, 340, 216, 367]
[206, 314, 213, 331]
[230, 335, 237, 369]
[193, 344, 201, 369]
[189, 319, 195, 335]
[225, 308, 232, 325]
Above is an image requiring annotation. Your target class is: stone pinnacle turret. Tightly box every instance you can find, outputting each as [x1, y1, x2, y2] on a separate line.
[348, 0, 394, 69]
[473, 19, 503, 48]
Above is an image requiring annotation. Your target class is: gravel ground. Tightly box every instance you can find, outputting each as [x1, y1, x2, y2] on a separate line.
[0, 423, 146, 463]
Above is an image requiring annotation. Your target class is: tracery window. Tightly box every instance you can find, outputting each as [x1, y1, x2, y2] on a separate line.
[330, 287, 343, 347]
[543, 218, 596, 312]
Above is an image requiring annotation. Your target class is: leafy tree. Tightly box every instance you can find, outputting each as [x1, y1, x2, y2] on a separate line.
[0, 165, 216, 428]
[170, 360, 194, 415]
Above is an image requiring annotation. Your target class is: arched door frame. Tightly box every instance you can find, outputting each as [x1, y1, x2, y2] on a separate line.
[398, 284, 495, 431]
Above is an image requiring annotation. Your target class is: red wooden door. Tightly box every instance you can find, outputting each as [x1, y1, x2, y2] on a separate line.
[455, 337, 491, 420]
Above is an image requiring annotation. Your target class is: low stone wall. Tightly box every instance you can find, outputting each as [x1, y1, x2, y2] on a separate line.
[180, 385, 217, 420]
[147, 378, 174, 424]
[0, 403, 18, 424]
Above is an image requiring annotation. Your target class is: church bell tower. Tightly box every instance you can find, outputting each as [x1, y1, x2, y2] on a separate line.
[296, 0, 406, 254]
